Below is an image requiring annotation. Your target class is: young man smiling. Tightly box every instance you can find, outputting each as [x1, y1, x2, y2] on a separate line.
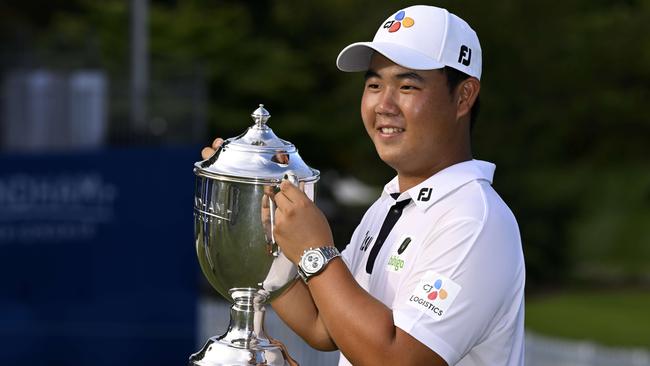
[202, 5, 525, 366]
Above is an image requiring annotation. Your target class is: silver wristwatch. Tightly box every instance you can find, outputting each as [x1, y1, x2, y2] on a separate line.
[297, 246, 341, 283]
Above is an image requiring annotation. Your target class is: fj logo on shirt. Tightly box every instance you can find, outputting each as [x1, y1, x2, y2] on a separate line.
[417, 187, 433, 201]
[408, 271, 461, 320]
[386, 235, 412, 273]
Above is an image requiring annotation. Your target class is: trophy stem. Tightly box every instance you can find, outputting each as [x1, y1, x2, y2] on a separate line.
[189, 288, 289, 366]
[224, 288, 271, 348]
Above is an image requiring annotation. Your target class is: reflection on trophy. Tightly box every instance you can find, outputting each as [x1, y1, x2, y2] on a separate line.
[189, 105, 319, 365]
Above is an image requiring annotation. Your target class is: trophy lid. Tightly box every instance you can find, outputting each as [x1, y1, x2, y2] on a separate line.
[195, 104, 320, 182]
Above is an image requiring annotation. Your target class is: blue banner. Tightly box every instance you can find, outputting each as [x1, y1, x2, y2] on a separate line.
[0, 147, 199, 365]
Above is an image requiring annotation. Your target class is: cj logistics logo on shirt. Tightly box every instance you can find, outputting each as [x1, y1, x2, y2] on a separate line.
[408, 271, 461, 320]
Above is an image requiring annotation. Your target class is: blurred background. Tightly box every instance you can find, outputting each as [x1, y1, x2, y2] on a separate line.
[0, 0, 648, 365]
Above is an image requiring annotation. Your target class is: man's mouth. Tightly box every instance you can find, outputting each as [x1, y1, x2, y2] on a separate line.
[379, 127, 405, 134]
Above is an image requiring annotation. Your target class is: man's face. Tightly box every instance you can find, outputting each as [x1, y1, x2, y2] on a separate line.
[361, 54, 462, 179]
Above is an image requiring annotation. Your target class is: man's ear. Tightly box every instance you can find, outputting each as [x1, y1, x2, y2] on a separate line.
[456, 77, 480, 121]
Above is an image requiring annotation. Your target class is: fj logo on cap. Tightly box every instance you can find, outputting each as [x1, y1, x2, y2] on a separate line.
[417, 187, 432, 201]
[458, 45, 472, 66]
[408, 271, 462, 320]
[383, 10, 415, 33]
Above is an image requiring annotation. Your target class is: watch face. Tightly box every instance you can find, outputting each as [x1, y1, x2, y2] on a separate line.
[301, 250, 325, 275]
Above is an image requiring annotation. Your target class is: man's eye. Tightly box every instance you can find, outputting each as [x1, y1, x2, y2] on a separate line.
[366, 83, 380, 89]
[400, 85, 418, 90]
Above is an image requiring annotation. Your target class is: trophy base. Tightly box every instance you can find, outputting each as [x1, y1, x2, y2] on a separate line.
[189, 288, 290, 366]
[189, 335, 289, 366]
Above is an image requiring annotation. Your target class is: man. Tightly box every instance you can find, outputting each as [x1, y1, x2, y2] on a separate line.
[203, 5, 524, 366]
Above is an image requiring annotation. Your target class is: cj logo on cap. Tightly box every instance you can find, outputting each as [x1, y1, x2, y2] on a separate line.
[383, 10, 415, 33]
[458, 45, 472, 66]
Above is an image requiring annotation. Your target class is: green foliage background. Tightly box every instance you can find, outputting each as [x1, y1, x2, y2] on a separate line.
[1, 0, 649, 291]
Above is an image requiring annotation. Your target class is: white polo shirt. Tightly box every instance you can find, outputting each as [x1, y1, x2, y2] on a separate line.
[338, 160, 525, 366]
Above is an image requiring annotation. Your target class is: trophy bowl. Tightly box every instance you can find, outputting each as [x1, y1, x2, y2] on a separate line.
[189, 105, 319, 366]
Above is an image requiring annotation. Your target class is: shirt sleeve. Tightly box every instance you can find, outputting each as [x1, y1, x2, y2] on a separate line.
[340, 221, 363, 271]
[391, 215, 522, 364]
[340, 200, 380, 271]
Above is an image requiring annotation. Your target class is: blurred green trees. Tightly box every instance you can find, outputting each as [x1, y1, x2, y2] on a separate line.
[2, 0, 649, 291]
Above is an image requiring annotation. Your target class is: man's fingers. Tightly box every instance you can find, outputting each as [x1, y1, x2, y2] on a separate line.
[279, 179, 306, 202]
[263, 185, 276, 196]
[212, 137, 224, 149]
[274, 189, 292, 211]
[201, 147, 215, 160]
[199, 137, 223, 159]
[261, 193, 274, 209]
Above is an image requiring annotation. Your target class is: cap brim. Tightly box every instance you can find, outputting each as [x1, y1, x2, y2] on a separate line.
[336, 42, 446, 72]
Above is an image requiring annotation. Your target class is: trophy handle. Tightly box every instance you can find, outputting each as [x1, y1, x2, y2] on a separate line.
[268, 172, 301, 257]
[268, 195, 279, 256]
[283, 172, 300, 186]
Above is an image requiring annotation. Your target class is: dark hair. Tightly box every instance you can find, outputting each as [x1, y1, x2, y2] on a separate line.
[442, 67, 480, 131]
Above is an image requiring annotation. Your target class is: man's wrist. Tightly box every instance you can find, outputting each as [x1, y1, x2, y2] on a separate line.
[297, 246, 340, 283]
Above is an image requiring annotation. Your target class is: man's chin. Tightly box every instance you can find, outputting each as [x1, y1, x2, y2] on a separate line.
[376, 151, 401, 171]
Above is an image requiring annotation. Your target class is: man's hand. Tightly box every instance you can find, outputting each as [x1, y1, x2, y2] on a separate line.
[269, 337, 300, 366]
[273, 180, 334, 264]
[201, 137, 223, 159]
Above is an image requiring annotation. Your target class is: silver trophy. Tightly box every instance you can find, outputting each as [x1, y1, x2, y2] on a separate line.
[190, 105, 320, 365]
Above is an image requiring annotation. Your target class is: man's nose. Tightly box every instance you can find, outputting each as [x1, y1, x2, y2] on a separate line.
[375, 88, 399, 115]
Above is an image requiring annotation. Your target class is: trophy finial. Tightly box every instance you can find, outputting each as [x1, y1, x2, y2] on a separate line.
[251, 104, 271, 128]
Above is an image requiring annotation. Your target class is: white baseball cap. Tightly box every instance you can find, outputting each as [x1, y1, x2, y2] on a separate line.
[336, 5, 482, 79]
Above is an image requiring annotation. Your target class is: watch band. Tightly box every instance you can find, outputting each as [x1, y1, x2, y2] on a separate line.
[297, 246, 340, 283]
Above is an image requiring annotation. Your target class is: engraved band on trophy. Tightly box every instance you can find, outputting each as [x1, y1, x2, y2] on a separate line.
[189, 105, 319, 366]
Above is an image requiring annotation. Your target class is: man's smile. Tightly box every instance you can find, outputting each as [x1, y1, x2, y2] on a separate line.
[378, 127, 405, 134]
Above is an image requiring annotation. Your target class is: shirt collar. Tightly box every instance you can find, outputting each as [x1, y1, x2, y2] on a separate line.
[381, 160, 496, 211]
